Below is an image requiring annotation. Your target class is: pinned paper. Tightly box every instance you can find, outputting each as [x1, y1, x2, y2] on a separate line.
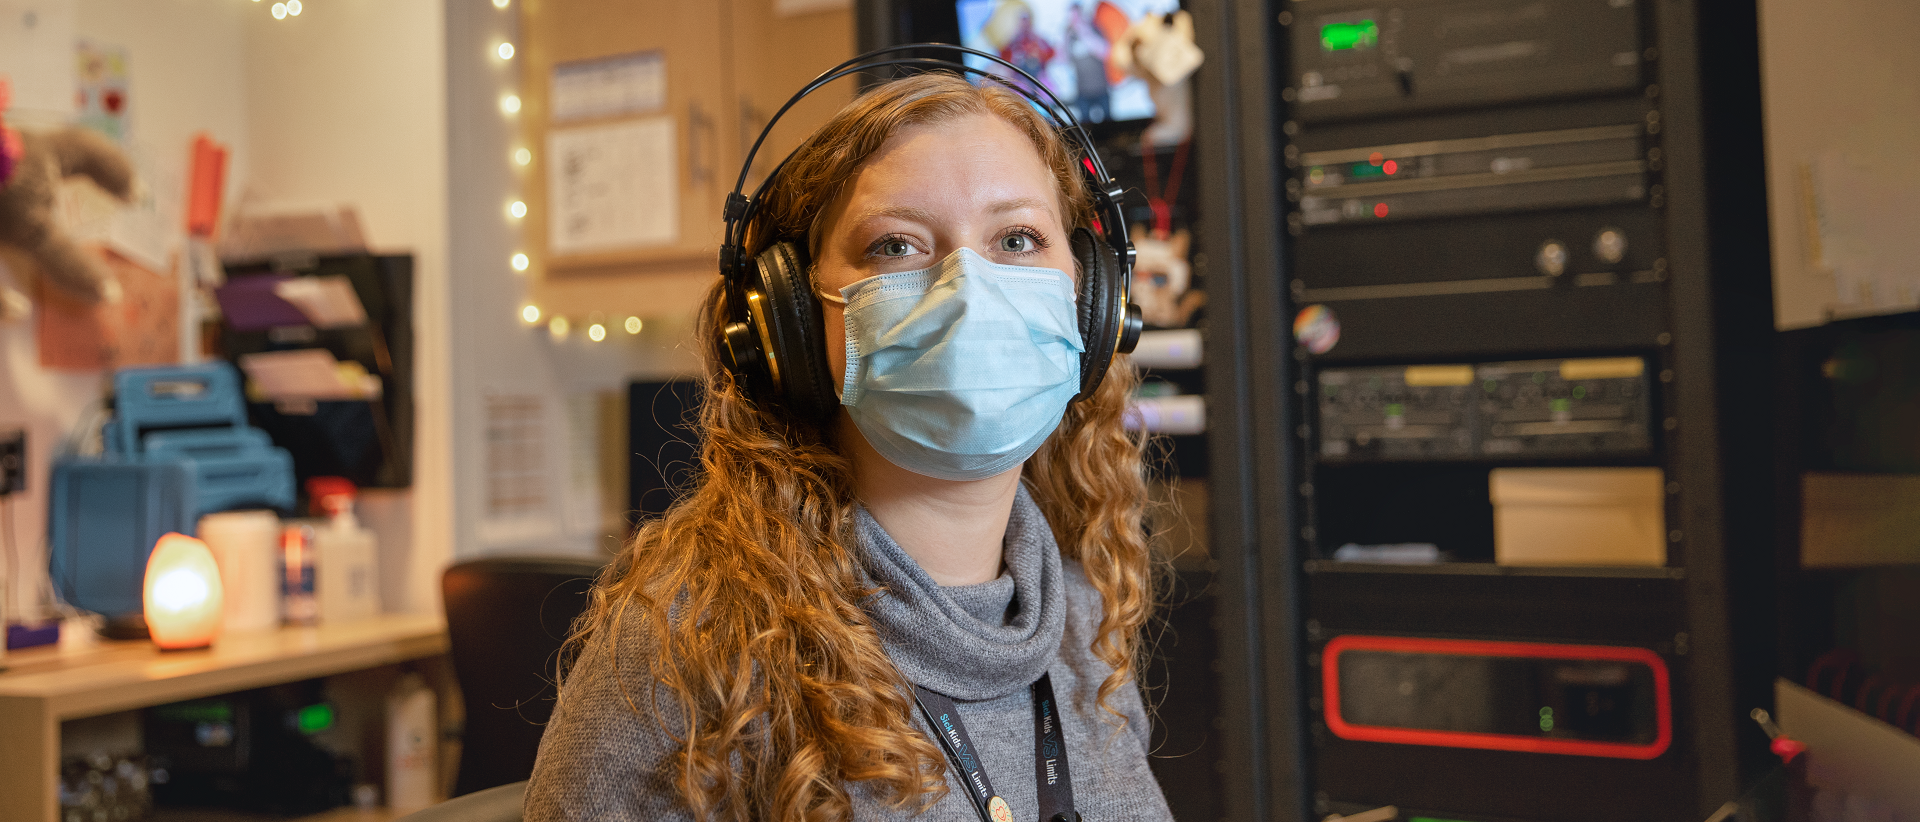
[103, 247, 179, 367]
[34, 268, 114, 370]
[550, 51, 665, 122]
[75, 41, 129, 143]
[32, 246, 178, 370]
[1808, 153, 1920, 314]
[547, 117, 678, 254]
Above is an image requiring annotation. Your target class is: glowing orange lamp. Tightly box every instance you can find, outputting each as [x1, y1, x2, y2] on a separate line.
[143, 533, 225, 650]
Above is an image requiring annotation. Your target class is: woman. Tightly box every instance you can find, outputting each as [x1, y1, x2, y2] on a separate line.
[525, 71, 1173, 822]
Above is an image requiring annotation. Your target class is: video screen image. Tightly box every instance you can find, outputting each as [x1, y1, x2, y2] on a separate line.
[956, 0, 1182, 125]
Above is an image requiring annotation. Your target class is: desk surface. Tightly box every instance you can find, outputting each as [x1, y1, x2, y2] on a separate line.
[0, 614, 449, 822]
[0, 613, 448, 721]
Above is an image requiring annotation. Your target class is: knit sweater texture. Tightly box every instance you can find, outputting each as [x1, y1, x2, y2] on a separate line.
[523, 485, 1175, 821]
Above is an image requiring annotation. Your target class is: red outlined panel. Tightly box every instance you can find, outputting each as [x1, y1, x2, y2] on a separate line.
[1322, 635, 1673, 760]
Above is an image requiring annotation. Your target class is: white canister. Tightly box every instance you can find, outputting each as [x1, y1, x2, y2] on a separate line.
[198, 510, 283, 633]
[386, 672, 437, 812]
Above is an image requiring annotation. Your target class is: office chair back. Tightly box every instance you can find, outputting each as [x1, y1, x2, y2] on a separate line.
[441, 555, 606, 797]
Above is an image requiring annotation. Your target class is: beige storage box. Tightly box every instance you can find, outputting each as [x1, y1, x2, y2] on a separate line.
[1800, 472, 1920, 568]
[1491, 467, 1666, 566]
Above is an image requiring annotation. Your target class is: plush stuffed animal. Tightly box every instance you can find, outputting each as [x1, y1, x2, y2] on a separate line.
[1113, 10, 1204, 148]
[0, 78, 135, 304]
[1131, 223, 1204, 329]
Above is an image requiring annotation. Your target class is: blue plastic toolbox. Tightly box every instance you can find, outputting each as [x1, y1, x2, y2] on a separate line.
[48, 363, 296, 620]
[47, 459, 195, 618]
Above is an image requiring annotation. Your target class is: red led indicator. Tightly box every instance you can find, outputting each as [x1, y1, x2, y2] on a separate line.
[1383, 159, 1399, 175]
[1374, 202, 1390, 218]
[1369, 152, 1385, 166]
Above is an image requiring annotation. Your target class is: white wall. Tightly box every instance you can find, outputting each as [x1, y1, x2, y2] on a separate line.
[0, 0, 251, 623]
[1760, 0, 1920, 329]
[238, 0, 452, 615]
[445, 1, 698, 563]
[0, 0, 455, 621]
[1, 0, 693, 622]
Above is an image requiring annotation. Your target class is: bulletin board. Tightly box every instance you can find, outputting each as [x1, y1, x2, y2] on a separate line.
[1760, 0, 1920, 330]
[516, 0, 854, 324]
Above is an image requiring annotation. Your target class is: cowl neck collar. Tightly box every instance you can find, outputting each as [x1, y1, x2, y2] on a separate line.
[854, 483, 1066, 702]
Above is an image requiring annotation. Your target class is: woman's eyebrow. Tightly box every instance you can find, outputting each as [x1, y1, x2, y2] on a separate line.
[852, 205, 939, 225]
[987, 196, 1052, 215]
[851, 197, 1054, 226]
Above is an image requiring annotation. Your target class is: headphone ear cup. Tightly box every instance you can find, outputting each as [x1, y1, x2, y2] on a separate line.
[751, 241, 839, 423]
[1071, 226, 1124, 402]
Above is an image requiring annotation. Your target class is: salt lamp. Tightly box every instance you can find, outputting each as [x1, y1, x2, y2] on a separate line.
[143, 533, 225, 650]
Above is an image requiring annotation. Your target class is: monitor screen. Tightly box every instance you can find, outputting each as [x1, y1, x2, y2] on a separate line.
[956, 0, 1182, 126]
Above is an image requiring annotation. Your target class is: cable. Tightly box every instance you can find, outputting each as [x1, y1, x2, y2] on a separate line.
[2, 496, 15, 624]
[57, 399, 112, 458]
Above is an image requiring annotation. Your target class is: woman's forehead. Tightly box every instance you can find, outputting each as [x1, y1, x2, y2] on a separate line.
[841, 113, 1062, 218]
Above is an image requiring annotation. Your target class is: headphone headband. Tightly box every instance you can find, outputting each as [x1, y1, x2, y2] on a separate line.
[719, 44, 1132, 282]
[716, 43, 1144, 422]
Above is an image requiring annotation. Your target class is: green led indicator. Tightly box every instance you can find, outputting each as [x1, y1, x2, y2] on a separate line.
[1347, 161, 1390, 179]
[1320, 19, 1380, 51]
[1484, 379, 1499, 394]
[1539, 706, 1555, 732]
[297, 704, 335, 735]
[1385, 403, 1405, 416]
[1550, 398, 1571, 412]
[1573, 385, 1587, 399]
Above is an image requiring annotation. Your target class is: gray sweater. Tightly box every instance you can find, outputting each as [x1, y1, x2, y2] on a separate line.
[523, 486, 1175, 821]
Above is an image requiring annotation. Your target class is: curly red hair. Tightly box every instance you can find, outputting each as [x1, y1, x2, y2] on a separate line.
[566, 72, 1156, 822]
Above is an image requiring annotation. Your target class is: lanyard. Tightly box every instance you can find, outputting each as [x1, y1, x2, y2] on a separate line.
[913, 674, 1079, 822]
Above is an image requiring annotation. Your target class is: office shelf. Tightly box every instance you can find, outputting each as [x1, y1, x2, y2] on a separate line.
[1303, 559, 1685, 580]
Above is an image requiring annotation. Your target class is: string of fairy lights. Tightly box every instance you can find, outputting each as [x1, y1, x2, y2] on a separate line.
[493, 0, 643, 345]
[251, 0, 303, 20]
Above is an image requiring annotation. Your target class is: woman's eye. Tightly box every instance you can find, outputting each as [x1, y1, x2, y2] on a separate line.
[877, 238, 915, 257]
[999, 233, 1033, 253]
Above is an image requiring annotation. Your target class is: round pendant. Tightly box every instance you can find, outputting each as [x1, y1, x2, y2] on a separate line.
[987, 796, 1013, 822]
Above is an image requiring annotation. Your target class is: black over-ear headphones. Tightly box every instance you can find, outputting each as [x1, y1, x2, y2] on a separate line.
[717, 43, 1143, 425]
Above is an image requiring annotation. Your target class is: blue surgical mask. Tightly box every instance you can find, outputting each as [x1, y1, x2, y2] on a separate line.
[824, 246, 1084, 481]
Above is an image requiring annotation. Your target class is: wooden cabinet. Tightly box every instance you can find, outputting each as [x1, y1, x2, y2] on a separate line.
[518, 0, 854, 324]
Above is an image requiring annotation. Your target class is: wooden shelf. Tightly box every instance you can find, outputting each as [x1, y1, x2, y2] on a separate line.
[1303, 559, 1686, 579]
[0, 613, 447, 721]
[152, 806, 404, 822]
[0, 614, 448, 822]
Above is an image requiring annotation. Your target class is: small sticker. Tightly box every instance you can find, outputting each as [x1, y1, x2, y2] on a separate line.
[1294, 304, 1341, 354]
[987, 797, 1013, 822]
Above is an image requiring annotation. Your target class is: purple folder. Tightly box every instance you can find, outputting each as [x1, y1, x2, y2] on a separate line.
[214, 274, 311, 331]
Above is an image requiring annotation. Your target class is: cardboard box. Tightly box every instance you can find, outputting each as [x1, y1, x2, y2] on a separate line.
[1801, 472, 1920, 568]
[1491, 467, 1665, 566]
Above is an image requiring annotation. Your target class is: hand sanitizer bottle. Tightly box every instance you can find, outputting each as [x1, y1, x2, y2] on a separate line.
[308, 477, 378, 625]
